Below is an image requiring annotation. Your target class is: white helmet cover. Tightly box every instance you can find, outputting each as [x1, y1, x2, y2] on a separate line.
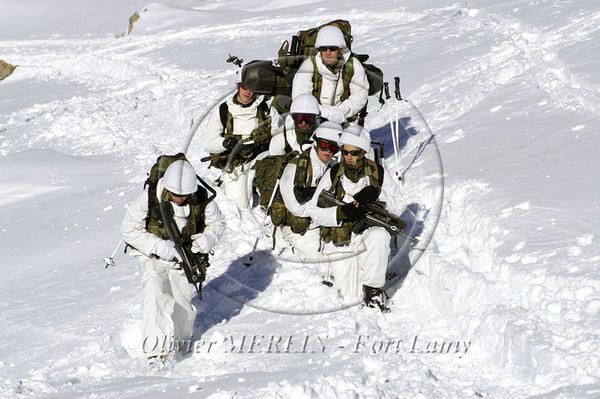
[163, 160, 197, 195]
[290, 93, 320, 115]
[339, 125, 371, 152]
[314, 121, 343, 144]
[315, 25, 346, 49]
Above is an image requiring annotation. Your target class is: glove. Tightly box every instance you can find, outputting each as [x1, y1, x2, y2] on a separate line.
[239, 143, 258, 160]
[222, 137, 238, 151]
[353, 186, 380, 206]
[153, 239, 182, 262]
[336, 203, 367, 222]
[293, 186, 317, 204]
[319, 104, 346, 124]
[191, 233, 212, 254]
[250, 126, 270, 143]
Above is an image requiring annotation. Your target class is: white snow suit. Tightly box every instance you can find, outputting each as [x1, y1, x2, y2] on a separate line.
[200, 94, 282, 209]
[120, 178, 225, 356]
[292, 49, 368, 124]
[268, 115, 314, 156]
[306, 166, 403, 301]
[278, 147, 335, 262]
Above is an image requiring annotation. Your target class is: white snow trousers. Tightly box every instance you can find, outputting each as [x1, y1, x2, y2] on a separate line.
[221, 152, 266, 209]
[139, 256, 196, 357]
[324, 226, 391, 301]
[281, 227, 324, 263]
[222, 167, 255, 209]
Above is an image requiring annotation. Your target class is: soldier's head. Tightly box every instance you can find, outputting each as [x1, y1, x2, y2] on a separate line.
[236, 83, 254, 105]
[313, 121, 342, 163]
[234, 68, 255, 105]
[290, 93, 321, 138]
[163, 160, 197, 205]
[339, 125, 371, 167]
[315, 25, 346, 67]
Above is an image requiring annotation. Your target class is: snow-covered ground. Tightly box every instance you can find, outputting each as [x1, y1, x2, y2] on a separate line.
[1, 0, 599, 397]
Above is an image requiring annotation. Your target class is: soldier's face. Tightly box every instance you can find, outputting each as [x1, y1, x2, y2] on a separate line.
[168, 191, 188, 206]
[237, 84, 254, 104]
[316, 139, 339, 163]
[316, 146, 334, 163]
[319, 46, 341, 66]
[342, 145, 364, 166]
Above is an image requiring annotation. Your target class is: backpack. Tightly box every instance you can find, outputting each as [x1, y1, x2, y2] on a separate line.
[252, 151, 299, 209]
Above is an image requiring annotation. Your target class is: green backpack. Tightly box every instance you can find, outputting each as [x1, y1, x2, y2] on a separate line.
[252, 151, 299, 209]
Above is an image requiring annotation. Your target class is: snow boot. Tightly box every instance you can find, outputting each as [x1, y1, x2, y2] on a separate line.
[146, 352, 174, 375]
[363, 285, 390, 312]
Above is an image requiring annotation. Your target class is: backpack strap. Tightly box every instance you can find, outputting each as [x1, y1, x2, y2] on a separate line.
[221, 97, 272, 139]
[293, 149, 312, 187]
[219, 102, 232, 137]
[256, 97, 273, 141]
[311, 56, 322, 100]
[283, 124, 293, 153]
[340, 55, 355, 103]
[311, 54, 355, 104]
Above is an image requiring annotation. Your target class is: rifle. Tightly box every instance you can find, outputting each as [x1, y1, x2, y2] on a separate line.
[200, 137, 268, 173]
[318, 190, 419, 244]
[159, 200, 209, 300]
[200, 152, 228, 164]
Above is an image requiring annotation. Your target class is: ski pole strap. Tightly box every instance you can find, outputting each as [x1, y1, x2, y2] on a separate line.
[394, 77, 402, 100]
[384, 82, 390, 100]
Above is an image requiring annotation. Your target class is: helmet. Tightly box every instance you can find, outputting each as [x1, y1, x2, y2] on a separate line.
[315, 25, 347, 49]
[290, 93, 320, 115]
[314, 121, 342, 144]
[339, 125, 371, 152]
[239, 60, 277, 94]
[163, 160, 197, 195]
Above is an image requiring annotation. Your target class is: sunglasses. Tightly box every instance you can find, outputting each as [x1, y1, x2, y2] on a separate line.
[319, 46, 340, 52]
[341, 149, 364, 157]
[292, 113, 317, 126]
[317, 139, 339, 153]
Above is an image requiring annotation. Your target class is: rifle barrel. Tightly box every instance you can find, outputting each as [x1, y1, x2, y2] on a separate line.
[319, 191, 418, 243]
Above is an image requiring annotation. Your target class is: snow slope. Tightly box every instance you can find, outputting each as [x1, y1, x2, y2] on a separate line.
[1, 0, 599, 398]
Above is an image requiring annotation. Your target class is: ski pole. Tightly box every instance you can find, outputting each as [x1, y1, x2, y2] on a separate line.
[243, 178, 282, 267]
[394, 77, 403, 183]
[104, 239, 123, 268]
[384, 82, 401, 180]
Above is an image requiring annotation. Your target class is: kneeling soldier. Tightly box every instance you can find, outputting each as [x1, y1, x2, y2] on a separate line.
[307, 127, 404, 310]
[275, 121, 343, 261]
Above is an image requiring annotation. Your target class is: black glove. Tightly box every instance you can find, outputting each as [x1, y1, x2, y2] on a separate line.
[336, 203, 367, 222]
[353, 186, 380, 206]
[239, 143, 258, 160]
[222, 137, 238, 151]
[294, 186, 317, 204]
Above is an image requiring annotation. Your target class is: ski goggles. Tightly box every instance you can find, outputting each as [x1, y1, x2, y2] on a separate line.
[292, 113, 318, 126]
[318, 46, 340, 52]
[341, 148, 364, 157]
[316, 139, 339, 153]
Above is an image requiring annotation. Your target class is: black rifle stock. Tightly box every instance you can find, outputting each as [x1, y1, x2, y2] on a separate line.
[159, 200, 208, 300]
[319, 190, 419, 244]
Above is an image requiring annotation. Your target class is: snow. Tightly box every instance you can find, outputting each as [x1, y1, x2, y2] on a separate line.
[1, 0, 600, 398]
